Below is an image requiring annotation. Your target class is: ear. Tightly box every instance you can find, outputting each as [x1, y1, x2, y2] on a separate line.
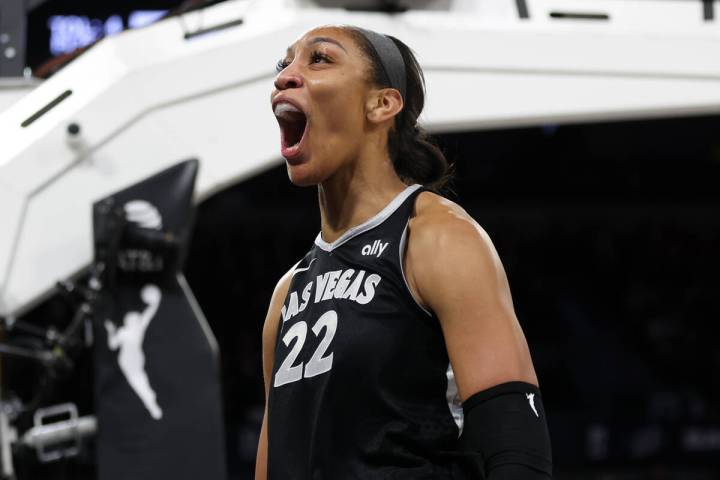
[366, 88, 404, 125]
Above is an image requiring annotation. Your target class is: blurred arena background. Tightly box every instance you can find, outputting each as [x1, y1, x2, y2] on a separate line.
[1, 0, 719, 479]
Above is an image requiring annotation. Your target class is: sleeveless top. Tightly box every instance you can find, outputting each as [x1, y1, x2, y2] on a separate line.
[267, 184, 465, 479]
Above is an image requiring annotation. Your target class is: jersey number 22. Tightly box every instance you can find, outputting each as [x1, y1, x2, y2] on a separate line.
[274, 310, 337, 387]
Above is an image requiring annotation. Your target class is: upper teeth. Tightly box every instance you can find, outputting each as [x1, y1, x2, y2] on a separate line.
[274, 102, 302, 119]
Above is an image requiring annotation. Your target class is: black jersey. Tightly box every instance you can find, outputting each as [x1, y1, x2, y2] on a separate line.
[267, 184, 465, 479]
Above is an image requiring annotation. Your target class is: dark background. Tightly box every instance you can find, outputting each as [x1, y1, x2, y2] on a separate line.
[4, 0, 720, 478]
[182, 115, 720, 479]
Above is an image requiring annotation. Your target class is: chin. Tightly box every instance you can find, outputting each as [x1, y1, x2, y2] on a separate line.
[286, 162, 323, 187]
[284, 146, 342, 187]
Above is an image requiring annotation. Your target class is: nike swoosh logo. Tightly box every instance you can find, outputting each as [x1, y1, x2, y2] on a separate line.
[292, 258, 316, 276]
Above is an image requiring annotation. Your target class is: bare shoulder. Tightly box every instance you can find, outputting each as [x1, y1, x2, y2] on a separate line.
[405, 191, 507, 312]
[262, 263, 296, 354]
[261, 264, 296, 393]
[264, 265, 295, 332]
[408, 191, 494, 254]
[273, 265, 296, 306]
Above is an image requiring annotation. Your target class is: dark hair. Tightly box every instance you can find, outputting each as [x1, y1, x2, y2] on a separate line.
[346, 27, 454, 193]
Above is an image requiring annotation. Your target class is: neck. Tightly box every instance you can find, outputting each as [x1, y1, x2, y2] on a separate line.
[318, 145, 408, 244]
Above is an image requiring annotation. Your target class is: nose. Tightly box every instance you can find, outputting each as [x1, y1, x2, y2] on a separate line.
[274, 64, 303, 91]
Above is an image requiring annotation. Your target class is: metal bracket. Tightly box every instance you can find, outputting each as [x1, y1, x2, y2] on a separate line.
[0, 406, 17, 479]
[29, 403, 82, 463]
[516, 0, 530, 19]
[702, 0, 715, 20]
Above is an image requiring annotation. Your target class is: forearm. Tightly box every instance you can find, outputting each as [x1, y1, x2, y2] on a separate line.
[458, 381, 553, 479]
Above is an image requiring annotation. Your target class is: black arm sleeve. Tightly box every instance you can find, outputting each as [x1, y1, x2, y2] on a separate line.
[458, 381, 553, 479]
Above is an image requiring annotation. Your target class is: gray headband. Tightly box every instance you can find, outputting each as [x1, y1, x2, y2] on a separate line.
[357, 28, 406, 100]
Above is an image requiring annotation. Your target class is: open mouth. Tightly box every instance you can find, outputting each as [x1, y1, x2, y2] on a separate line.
[274, 102, 308, 158]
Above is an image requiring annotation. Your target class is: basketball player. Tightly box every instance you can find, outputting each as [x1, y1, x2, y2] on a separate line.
[256, 25, 552, 479]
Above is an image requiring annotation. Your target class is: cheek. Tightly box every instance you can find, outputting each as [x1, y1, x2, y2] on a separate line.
[302, 75, 367, 174]
[309, 98, 364, 165]
[309, 77, 366, 135]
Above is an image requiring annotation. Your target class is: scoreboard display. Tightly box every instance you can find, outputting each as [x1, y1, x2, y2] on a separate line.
[25, 0, 182, 72]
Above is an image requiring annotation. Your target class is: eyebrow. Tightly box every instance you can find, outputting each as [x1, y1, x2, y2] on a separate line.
[286, 36, 347, 56]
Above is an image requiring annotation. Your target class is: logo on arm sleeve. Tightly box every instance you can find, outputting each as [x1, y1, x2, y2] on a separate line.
[526, 393, 539, 418]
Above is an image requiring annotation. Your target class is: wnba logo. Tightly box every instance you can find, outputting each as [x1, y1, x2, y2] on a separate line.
[105, 284, 163, 420]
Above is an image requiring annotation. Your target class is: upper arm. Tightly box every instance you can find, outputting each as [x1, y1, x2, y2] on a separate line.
[406, 205, 538, 401]
[256, 265, 294, 480]
[262, 267, 294, 398]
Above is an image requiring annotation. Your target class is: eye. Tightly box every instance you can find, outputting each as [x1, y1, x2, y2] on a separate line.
[310, 51, 331, 65]
[276, 58, 290, 73]
[276, 51, 331, 73]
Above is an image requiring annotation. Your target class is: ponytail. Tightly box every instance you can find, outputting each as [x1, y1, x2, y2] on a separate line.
[388, 118, 453, 193]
